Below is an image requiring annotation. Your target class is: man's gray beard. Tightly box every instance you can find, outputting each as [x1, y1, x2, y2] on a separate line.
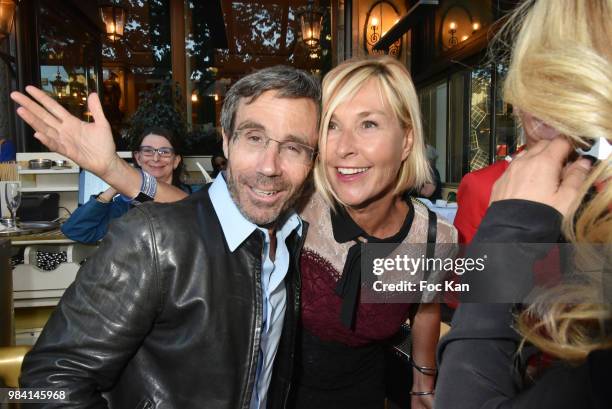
[225, 169, 305, 228]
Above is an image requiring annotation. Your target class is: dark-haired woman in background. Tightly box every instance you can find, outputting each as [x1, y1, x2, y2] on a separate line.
[61, 127, 190, 243]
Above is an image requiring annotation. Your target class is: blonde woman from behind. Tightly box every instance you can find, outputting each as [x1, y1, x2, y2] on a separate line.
[436, 1, 612, 408]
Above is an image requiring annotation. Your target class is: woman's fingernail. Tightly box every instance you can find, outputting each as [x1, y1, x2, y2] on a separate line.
[577, 157, 594, 168]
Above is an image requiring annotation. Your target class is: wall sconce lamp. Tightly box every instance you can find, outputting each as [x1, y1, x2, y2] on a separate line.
[448, 21, 458, 46]
[448, 20, 480, 46]
[364, 0, 401, 56]
[440, 4, 482, 51]
[368, 16, 380, 45]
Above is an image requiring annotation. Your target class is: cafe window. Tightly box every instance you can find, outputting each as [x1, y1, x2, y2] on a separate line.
[101, 0, 172, 150]
[95, 0, 334, 155]
[38, 4, 100, 123]
[419, 79, 448, 183]
[26, 1, 335, 154]
[493, 63, 520, 161]
[184, 0, 333, 154]
[419, 62, 521, 184]
[468, 67, 491, 172]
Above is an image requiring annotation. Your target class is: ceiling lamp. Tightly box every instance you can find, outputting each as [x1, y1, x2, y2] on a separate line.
[297, 0, 324, 50]
[51, 67, 68, 98]
[99, 2, 126, 42]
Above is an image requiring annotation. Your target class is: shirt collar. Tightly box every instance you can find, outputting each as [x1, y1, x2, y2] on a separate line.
[330, 195, 415, 244]
[209, 172, 302, 252]
[270, 211, 303, 243]
[330, 204, 364, 243]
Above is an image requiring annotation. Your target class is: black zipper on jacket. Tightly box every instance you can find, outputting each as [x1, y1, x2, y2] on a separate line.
[282, 223, 308, 409]
[241, 232, 265, 409]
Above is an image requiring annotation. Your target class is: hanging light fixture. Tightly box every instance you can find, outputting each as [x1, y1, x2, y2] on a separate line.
[50, 66, 67, 98]
[0, 0, 16, 40]
[99, 2, 126, 42]
[297, 0, 324, 50]
[68, 74, 86, 102]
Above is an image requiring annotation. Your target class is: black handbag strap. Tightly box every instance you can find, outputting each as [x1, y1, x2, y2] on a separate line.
[426, 207, 437, 265]
[406, 204, 438, 325]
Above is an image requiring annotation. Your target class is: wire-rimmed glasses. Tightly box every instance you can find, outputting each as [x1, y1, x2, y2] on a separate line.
[234, 129, 317, 165]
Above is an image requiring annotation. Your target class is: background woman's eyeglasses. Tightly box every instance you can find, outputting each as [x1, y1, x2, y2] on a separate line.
[138, 146, 175, 158]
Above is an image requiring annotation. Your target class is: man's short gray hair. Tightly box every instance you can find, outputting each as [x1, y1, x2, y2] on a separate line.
[220, 66, 321, 138]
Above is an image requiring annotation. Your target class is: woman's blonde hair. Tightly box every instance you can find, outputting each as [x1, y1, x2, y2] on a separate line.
[314, 56, 431, 208]
[499, 0, 612, 361]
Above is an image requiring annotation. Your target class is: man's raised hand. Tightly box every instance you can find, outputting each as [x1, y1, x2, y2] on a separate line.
[11, 86, 120, 179]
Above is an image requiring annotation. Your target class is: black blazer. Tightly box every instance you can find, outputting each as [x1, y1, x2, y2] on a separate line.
[436, 200, 611, 409]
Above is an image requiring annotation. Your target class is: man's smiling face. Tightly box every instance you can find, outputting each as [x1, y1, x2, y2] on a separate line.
[223, 90, 319, 226]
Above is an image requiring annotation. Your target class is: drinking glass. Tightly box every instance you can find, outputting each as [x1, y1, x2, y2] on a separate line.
[4, 182, 21, 230]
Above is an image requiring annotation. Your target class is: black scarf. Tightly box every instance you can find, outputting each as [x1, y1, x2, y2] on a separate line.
[331, 198, 415, 330]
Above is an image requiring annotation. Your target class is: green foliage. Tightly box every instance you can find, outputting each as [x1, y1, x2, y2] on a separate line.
[125, 79, 188, 150]
[185, 124, 223, 155]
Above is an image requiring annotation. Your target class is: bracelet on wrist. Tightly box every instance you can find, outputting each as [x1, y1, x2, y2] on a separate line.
[412, 360, 437, 376]
[409, 390, 435, 396]
[139, 168, 157, 198]
[119, 169, 157, 204]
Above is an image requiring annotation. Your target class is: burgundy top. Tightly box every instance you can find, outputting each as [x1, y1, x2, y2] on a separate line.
[299, 198, 416, 347]
[297, 192, 457, 348]
[300, 249, 412, 347]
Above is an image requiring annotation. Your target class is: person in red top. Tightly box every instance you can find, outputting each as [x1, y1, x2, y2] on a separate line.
[454, 111, 559, 244]
[453, 160, 510, 243]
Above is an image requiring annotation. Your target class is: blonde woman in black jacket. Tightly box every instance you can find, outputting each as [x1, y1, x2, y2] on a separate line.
[436, 1, 612, 408]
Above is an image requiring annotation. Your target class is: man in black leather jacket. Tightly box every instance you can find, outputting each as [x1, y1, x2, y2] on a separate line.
[18, 66, 321, 409]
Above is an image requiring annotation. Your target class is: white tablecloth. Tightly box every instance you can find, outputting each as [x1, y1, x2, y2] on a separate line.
[416, 198, 458, 224]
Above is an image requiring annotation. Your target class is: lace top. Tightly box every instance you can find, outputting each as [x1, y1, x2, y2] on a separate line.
[299, 192, 457, 347]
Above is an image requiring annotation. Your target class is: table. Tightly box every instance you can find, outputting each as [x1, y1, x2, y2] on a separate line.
[8, 229, 98, 345]
[10, 229, 97, 308]
[416, 198, 458, 224]
[0, 239, 13, 346]
[430, 205, 458, 224]
[10, 228, 72, 245]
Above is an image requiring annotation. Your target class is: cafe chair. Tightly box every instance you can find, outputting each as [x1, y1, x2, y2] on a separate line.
[0, 346, 30, 387]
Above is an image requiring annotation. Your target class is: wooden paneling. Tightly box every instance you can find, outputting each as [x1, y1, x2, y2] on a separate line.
[170, 0, 187, 105]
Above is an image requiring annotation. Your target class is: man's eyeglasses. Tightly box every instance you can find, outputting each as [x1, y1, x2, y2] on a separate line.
[138, 146, 175, 158]
[234, 129, 317, 164]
